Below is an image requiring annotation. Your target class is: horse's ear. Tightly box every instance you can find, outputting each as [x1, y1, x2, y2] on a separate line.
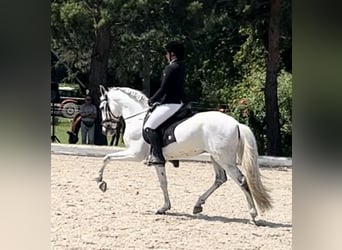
[99, 85, 107, 96]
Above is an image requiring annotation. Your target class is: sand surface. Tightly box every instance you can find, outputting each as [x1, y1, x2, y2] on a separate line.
[51, 154, 292, 250]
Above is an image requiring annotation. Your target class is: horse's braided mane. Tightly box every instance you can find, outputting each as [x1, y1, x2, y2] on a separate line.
[110, 87, 149, 106]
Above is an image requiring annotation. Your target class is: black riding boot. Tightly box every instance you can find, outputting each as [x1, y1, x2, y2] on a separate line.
[145, 128, 165, 165]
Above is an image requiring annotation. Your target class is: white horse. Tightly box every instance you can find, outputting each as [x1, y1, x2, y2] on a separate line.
[96, 85, 272, 223]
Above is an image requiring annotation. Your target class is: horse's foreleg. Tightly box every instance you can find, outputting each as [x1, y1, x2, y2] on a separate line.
[154, 165, 171, 214]
[193, 157, 227, 214]
[95, 149, 145, 192]
[109, 134, 115, 146]
[225, 164, 258, 224]
[115, 131, 120, 146]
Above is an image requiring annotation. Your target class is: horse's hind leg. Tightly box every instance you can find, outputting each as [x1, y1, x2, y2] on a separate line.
[193, 156, 227, 214]
[154, 165, 171, 214]
[225, 163, 258, 223]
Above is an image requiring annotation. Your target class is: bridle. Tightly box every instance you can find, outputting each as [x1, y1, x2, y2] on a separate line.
[100, 95, 121, 126]
[100, 94, 149, 126]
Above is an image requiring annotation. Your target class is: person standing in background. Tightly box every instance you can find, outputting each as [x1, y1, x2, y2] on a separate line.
[79, 95, 97, 144]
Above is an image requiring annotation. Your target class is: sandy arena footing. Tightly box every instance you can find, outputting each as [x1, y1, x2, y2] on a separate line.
[51, 154, 292, 250]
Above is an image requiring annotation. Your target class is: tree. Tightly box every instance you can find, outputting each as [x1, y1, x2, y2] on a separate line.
[87, 1, 112, 102]
[264, 0, 282, 155]
[51, 0, 112, 145]
[204, 0, 291, 155]
[51, 0, 94, 83]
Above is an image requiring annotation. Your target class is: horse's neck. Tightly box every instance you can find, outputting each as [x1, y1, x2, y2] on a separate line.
[117, 95, 145, 135]
[121, 103, 144, 118]
[113, 88, 148, 118]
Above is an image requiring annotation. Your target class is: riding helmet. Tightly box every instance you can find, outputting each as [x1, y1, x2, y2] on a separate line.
[165, 41, 185, 60]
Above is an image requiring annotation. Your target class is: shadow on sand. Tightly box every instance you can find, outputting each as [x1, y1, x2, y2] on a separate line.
[160, 212, 292, 228]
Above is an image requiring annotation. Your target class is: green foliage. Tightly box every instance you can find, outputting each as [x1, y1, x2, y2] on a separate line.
[51, 117, 77, 144]
[277, 71, 292, 155]
[186, 9, 242, 105]
[218, 24, 292, 156]
[187, 1, 203, 15]
[51, 1, 94, 75]
[226, 69, 292, 156]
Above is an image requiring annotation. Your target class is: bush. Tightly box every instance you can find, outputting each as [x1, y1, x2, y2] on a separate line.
[226, 70, 292, 156]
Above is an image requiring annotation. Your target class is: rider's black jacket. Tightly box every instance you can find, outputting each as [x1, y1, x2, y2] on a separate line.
[149, 60, 186, 105]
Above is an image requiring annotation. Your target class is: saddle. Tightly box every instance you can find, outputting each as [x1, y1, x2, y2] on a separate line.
[142, 103, 194, 147]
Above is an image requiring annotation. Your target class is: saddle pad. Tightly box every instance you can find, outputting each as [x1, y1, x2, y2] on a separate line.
[142, 105, 194, 147]
[161, 116, 191, 147]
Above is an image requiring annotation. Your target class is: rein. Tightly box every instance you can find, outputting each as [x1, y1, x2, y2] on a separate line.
[123, 108, 149, 120]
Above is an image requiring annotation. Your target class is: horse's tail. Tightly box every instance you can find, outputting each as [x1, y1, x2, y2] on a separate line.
[237, 123, 272, 213]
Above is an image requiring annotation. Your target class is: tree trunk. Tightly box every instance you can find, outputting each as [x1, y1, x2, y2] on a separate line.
[89, 22, 111, 145]
[89, 23, 111, 102]
[264, 0, 281, 156]
[142, 42, 151, 97]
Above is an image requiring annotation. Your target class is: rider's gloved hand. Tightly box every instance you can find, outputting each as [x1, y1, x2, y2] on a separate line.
[148, 101, 160, 111]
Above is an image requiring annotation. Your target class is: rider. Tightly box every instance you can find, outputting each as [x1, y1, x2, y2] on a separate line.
[143, 41, 187, 165]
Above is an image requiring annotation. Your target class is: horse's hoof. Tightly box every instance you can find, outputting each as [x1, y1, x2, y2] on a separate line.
[249, 219, 258, 226]
[193, 206, 203, 214]
[249, 208, 258, 220]
[98, 181, 107, 192]
[155, 209, 166, 215]
[94, 177, 102, 183]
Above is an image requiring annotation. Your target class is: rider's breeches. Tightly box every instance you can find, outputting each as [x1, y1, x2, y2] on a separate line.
[143, 103, 183, 130]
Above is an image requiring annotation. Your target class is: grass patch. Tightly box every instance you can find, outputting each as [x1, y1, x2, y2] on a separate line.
[51, 117, 77, 144]
[51, 116, 125, 146]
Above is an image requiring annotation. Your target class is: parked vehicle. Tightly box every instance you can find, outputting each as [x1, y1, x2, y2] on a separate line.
[53, 86, 84, 118]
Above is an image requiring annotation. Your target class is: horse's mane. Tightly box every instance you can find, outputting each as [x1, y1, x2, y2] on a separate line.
[109, 87, 149, 106]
